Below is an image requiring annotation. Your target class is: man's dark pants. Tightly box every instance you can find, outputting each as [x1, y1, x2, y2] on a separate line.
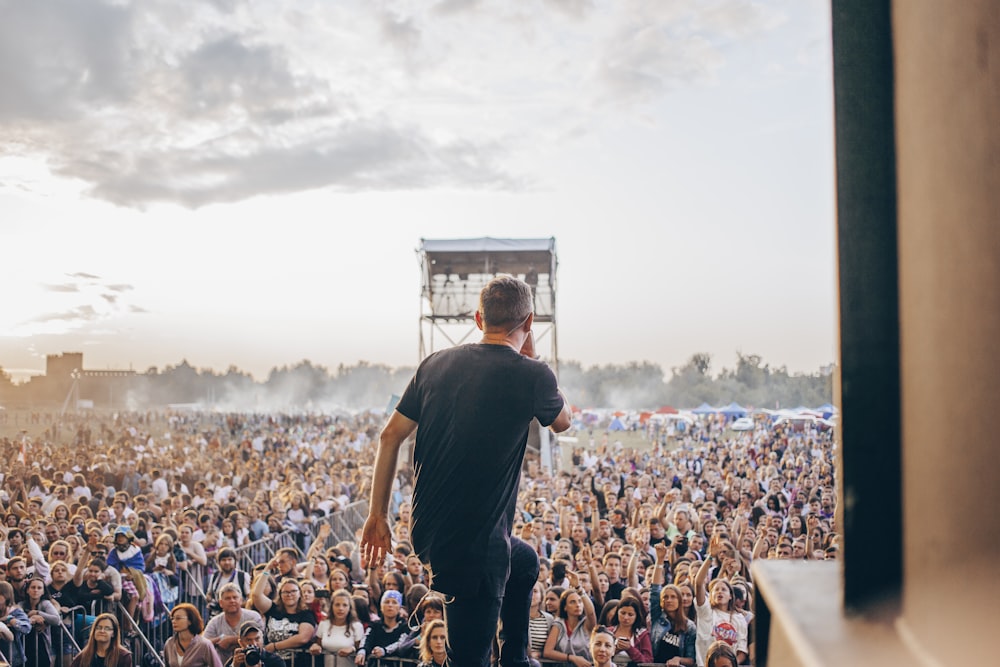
[444, 537, 539, 667]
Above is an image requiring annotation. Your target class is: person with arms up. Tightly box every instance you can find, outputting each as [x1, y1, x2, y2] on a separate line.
[361, 274, 572, 667]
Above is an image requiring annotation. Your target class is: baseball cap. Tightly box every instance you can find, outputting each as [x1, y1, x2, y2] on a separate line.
[330, 555, 353, 571]
[238, 621, 262, 637]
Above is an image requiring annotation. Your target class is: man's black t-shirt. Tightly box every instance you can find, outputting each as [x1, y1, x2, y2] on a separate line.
[396, 343, 564, 598]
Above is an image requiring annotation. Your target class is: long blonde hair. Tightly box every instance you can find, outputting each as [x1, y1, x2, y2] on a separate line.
[418, 619, 449, 664]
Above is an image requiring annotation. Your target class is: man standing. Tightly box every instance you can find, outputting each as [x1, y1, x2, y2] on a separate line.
[361, 275, 572, 667]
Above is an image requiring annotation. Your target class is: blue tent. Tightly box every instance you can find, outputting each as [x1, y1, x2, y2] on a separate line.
[608, 417, 627, 431]
[691, 403, 716, 414]
[817, 403, 838, 419]
[718, 402, 748, 418]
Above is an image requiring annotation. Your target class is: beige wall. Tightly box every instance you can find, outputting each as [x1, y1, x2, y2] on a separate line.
[894, 1, 1000, 662]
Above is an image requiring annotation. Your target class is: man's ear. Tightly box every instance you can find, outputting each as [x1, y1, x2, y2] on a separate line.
[522, 312, 534, 331]
[474, 310, 484, 330]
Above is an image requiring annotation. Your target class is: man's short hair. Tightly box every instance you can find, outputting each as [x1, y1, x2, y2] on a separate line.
[217, 582, 244, 599]
[603, 552, 622, 566]
[479, 274, 533, 328]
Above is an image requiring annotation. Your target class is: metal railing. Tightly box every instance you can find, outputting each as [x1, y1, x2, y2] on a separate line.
[46, 500, 372, 667]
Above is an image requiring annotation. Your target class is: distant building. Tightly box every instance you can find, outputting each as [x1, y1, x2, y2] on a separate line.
[20, 352, 136, 409]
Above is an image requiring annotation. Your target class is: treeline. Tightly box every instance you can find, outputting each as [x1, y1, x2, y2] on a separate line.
[0, 352, 833, 412]
[559, 353, 833, 410]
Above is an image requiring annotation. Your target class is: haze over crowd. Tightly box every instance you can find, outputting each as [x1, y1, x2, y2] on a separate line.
[0, 351, 832, 413]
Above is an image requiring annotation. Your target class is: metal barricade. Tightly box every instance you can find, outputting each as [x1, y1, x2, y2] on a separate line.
[269, 531, 304, 557]
[88, 498, 379, 667]
[367, 657, 420, 667]
[178, 562, 211, 622]
[233, 537, 278, 574]
[119, 602, 167, 667]
[55, 607, 84, 667]
[25, 629, 52, 667]
[301, 656, 417, 667]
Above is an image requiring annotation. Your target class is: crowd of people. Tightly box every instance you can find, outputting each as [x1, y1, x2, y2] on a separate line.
[0, 405, 837, 667]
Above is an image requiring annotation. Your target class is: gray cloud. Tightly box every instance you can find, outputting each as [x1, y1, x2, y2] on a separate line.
[432, 0, 485, 16]
[177, 35, 311, 120]
[28, 304, 100, 325]
[72, 118, 515, 208]
[0, 0, 782, 209]
[0, 0, 517, 209]
[379, 11, 422, 58]
[590, 1, 782, 106]
[540, 0, 595, 20]
[0, 0, 134, 122]
[42, 283, 80, 293]
[22, 274, 146, 334]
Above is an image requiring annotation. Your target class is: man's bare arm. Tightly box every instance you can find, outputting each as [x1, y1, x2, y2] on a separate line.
[549, 391, 572, 433]
[360, 410, 417, 567]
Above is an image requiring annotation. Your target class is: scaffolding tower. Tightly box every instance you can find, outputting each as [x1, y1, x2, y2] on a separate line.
[417, 237, 558, 368]
[416, 237, 561, 471]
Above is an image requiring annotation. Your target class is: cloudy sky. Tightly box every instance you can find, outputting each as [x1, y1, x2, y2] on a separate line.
[0, 0, 836, 383]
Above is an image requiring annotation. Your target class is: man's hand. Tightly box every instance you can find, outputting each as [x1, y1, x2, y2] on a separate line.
[519, 330, 537, 359]
[360, 514, 392, 569]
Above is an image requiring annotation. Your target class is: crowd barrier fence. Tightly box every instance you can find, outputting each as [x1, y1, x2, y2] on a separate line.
[35, 501, 371, 667]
